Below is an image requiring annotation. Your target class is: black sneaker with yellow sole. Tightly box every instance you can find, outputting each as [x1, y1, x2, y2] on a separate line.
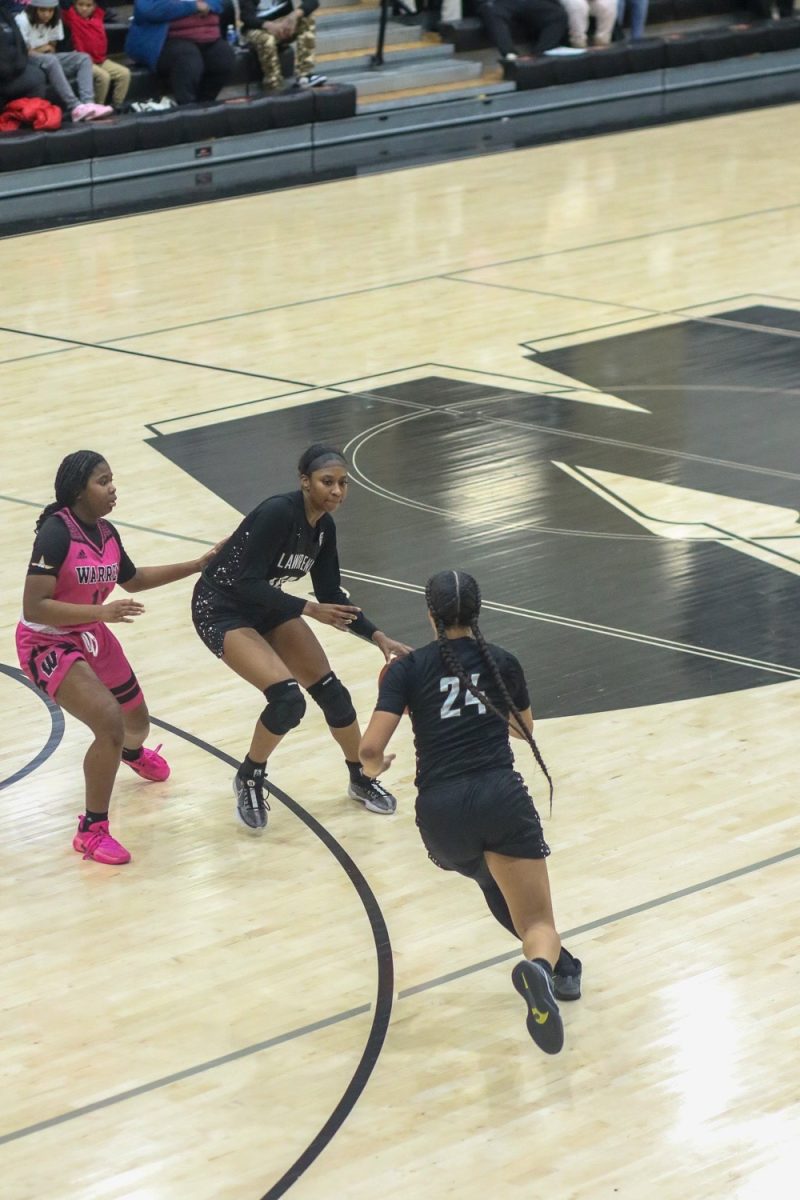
[511, 959, 564, 1054]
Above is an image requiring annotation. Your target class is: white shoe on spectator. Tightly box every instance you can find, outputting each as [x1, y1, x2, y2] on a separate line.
[296, 73, 327, 88]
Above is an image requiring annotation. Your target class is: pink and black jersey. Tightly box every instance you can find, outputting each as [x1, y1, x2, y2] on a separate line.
[23, 507, 136, 631]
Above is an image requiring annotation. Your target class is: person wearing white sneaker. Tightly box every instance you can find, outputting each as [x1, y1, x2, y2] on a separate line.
[239, 0, 322, 93]
[360, 569, 574, 1053]
[192, 443, 413, 828]
[15, 3, 111, 119]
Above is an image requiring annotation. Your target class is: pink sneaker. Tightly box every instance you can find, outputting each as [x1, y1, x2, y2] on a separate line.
[71, 103, 95, 123]
[83, 103, 114, 121]
[73, 817, 131, 865]
[124, 744, 170, 782]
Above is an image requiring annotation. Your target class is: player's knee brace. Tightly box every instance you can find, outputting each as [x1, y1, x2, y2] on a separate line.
[307, 671, 356, 729]
[260, 679, 306, 735]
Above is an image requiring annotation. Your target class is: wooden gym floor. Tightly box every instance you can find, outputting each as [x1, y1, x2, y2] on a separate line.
[1, 104, 799, 1200]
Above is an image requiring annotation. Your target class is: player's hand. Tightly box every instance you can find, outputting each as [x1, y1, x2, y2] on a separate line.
[101, 598, 145, 623]
[195, 538, 227, 571]
[305, 600, 361, 630]
[368, 752, 396, 778]
[373, 632, 412, 661]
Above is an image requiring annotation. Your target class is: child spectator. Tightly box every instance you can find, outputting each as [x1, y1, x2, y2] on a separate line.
[15, 3, 113, 119]
[63, 0, 130, 106]
[1, 0, 48, 104]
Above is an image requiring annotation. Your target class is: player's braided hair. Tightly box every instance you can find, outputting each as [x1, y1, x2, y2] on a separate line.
[425, 569, 553, 810]
[297, 443, 347, 476]
[35, 450, 106, 532]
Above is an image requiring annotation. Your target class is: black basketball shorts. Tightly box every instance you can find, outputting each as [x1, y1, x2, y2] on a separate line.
[191, 578, 297, 659]
[415, 768, 550, 878]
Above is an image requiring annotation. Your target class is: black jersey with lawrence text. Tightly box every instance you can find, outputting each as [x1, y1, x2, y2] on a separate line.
[375, 637, 530, 788]
[201, 489, 377, 639]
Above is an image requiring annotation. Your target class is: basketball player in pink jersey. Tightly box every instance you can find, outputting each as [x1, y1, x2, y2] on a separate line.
[16, 450, 220, 866]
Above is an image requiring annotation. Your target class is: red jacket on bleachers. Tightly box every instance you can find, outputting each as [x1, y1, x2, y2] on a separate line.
[62, 5, 108, 64]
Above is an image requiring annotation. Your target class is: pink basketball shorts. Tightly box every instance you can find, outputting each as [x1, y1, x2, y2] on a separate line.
[15, 622, 143, 710]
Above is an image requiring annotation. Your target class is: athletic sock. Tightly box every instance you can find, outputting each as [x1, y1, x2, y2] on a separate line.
[82, 810, 109, 830]
[238, 755, 267, 780]
[556, 947, 577, 973]
[345, 759, 364, 783]
[532, 957, 554, 976]
[121, 746, 142, 762]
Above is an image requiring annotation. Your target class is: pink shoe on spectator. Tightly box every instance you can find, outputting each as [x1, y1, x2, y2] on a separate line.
[73, 817, 131, 865]
[83, 103, 114, 120]
[71, 103, 95, 122]
[124, 743, 171, 782]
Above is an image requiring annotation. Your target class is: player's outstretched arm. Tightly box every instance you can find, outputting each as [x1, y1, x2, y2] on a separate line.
[371, 631, 413, 661]
[121, 540, 226, 593]
[359, 710, 400, 779]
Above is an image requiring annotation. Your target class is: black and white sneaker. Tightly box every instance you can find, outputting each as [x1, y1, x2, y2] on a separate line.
[347, 773, 397, 814]
[511, 959, 564, 1054]
[233, 769, 270, 834]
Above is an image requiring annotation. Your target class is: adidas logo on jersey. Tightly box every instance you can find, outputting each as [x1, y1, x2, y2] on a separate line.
[77, 549, 88, 559]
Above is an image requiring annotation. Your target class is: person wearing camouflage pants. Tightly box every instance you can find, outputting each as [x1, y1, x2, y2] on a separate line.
[240, 0, 321, 91]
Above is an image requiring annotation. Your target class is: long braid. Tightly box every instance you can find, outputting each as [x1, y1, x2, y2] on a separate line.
[426, 569, 554, 811]
[470, 618, 553, 813]
[35, 450, 105, 533]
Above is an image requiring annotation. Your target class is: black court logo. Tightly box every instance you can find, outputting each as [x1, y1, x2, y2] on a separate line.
[148, 305, 800, 718]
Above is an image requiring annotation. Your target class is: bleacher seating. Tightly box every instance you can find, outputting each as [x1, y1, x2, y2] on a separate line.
[2, 0, 800, 173]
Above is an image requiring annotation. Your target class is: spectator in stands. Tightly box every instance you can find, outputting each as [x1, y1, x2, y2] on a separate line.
[559, 0, 615, 47]
[125, 0, 236, 106]
[63, 0, 130, 106]
[1, 0, 48, 104]
[15, 3, 113, 119]
[616, 0, 648, 39]
[477, 0, 568, 63]
[239, 0, 326, 91]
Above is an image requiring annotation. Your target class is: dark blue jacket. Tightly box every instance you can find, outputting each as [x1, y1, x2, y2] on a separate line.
[125, 0, 225, 71]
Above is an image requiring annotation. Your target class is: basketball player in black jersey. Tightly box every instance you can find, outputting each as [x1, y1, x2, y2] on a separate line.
[192, 443, 412, 832]
[359, 569, 581, 1054]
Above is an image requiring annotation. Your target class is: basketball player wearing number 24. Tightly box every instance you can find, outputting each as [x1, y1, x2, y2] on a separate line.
[191, 444, 413, 834]
[16, 451, 224, 867]
[360, 570, 582, 1053]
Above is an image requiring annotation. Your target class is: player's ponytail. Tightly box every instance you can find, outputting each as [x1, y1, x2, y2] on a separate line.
[35, 450, 106, 532]
[425, 569, 553, 809]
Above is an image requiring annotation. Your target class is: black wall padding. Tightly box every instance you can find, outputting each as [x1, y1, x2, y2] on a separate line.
[269, 90, 315, 127]
[42, 123, 94, 164]
[311, 85, 357, 121]
[0, 132, 46, 171]
[91, 117, 139, 157]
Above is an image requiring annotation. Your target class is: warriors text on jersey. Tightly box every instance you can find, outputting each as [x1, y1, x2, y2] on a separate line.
[376, 637, 530, 788]
[201, 490, 377, 639]
[23, 508, 136, 631]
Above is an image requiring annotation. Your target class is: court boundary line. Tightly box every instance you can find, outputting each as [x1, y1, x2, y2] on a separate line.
[0, 699, 394, 1200]
[0, 665, 64, 791]
[0, 323, 314, 388]
[2, 693, 797, 1169]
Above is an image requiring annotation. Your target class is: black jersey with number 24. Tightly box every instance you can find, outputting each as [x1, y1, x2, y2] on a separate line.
[375, 637, 530, 789]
